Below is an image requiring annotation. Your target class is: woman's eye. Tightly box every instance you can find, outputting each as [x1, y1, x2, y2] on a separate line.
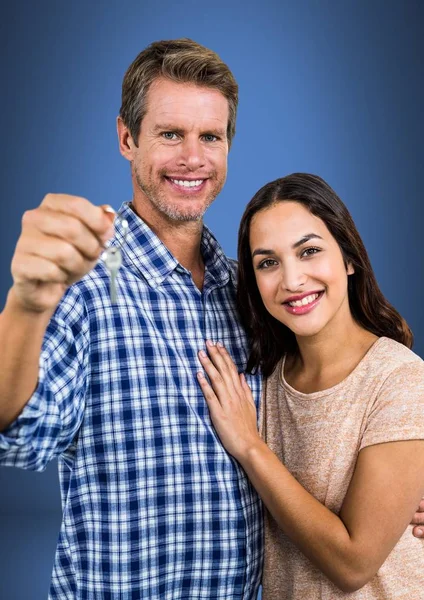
[257, 259, 277, 270]
[301, 247, 320, 258]
[162, 132, 178, 140]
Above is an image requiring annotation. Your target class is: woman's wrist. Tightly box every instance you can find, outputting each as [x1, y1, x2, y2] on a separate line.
[236, 436, 269, 468]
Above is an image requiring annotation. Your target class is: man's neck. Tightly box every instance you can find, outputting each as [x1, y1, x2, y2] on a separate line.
[130, 202, 205, 289]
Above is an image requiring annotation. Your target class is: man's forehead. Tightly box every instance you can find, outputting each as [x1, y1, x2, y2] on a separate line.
[145, 78, 229, 124]
[151, 108, 227, 128]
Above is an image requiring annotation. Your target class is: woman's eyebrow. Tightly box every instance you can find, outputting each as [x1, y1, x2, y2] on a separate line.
[292, 233, 323, 249]
[252, 248, 274, 258]
[251, 234, 323, 258]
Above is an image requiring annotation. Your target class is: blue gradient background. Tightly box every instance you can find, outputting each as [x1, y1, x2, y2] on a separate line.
[1, 1, 423, 599]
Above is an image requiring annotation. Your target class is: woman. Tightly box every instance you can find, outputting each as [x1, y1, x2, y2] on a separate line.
[196, 173, 424, 598]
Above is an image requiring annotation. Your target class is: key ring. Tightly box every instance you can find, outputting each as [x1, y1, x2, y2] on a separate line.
[102, 205, 129, 248]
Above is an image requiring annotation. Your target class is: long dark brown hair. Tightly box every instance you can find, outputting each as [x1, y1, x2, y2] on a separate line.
[237, 173, 413, 377]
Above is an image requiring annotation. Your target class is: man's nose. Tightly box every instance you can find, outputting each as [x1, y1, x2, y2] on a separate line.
[176, 138, 206, 171]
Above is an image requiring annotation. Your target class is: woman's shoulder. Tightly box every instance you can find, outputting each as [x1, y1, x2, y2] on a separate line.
[359, 338, 424, 451]
[370, 337, 423, 376]
[361, 337, 424, 407]
[262, 357, 285, 395]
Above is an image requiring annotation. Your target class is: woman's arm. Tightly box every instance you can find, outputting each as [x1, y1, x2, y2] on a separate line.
[197, 341, 424, 593]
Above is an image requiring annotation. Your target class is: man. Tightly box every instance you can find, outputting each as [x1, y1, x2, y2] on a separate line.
[0, 38, 422, 599]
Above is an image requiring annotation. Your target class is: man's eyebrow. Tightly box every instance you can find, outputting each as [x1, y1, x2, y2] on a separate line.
[152, 123, 184, 134]
[205, 127, 227, 137]
[251, 234, 323, 258]
[152, 123, 226, 136]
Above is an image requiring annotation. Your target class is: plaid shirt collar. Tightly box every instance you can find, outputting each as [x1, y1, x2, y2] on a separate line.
[115, 201, 235, 288]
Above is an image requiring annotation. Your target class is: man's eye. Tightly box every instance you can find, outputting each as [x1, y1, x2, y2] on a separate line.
[162, 132, 178, 140]
[203, 134, 218, 142]
[301, 247, 320, 258]
[257, 259, 277, 270]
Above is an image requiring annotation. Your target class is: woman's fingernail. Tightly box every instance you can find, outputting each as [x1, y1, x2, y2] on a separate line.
[217, 341, 223, 348]
[206, 340, 215, 347]
[199, 350, 207, 358]
[197, 371, 205, 379]
[417, 528, 424, 537]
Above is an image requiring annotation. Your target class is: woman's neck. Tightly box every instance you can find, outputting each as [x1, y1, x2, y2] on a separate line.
[285, 318, 378, 394]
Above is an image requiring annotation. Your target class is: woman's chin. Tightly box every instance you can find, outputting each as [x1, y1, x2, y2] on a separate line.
[284, 317, 328, 339]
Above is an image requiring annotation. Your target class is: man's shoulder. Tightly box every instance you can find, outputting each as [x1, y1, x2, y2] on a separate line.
[227, 257, 238, 277]
[51, 261, 107, 323]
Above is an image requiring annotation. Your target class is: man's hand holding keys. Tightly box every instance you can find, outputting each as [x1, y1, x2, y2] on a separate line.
[10, 194, 116, 314]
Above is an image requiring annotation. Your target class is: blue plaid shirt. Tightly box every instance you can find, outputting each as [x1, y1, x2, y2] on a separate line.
[0, 203, 263, 599]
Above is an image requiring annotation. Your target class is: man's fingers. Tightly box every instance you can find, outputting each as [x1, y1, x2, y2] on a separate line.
[410, 499, 424, 538]
[11, 195, 116, 313]
[19, 228, 101, 271]
[412, 525, 424, 538]
[22, 209, 106, 260]
[40, 194, 114, 240]
[411, 508, 424, 525]
[18, 235, 96, 278]
[12, 254, 69, 284]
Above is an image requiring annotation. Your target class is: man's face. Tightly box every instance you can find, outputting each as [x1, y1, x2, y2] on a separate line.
[125, 78, 229, 223]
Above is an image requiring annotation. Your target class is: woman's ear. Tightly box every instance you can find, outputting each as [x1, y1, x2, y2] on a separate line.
[347, 263, 355, 275]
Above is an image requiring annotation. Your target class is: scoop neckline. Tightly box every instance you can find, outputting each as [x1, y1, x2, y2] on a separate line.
[279, 336, 388, 400]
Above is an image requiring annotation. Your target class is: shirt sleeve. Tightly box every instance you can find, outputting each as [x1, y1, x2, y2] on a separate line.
[360, 358, 424, 451]
[0, 286, 90, 471]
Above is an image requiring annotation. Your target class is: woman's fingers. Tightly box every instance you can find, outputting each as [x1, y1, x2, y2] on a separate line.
[240, 373, 256, 407]
[205, 341, 232, 375]
[214, 342, 244, 389]
[207, 342, 254, 408]
[198, 341, 253, 409]
[198, 349, 230, 403]
[196, 371, 223, 416]
[200, 342, 237, 390]
[197, 345, 261, 461]
[204, 340, 243, 391]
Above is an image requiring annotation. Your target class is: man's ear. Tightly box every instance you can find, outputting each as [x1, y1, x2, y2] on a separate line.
[117, 116, 136, 161]
[347, 262, 355, 275]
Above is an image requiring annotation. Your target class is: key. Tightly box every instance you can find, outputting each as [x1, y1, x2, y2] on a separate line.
[101, 207, 128, 304]
[104, 246, 122, 303]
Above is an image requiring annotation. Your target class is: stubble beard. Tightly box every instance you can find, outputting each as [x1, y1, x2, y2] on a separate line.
[133, 162, 225, 223]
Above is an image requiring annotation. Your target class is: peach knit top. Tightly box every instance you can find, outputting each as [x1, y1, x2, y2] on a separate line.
[259, 337, 424, 599]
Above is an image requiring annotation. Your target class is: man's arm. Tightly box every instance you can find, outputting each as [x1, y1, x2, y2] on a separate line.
[0, 194, 114, 432]
[0, 292, 54, 430]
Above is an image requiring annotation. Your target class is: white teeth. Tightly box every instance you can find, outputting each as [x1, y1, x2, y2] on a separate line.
[288, 293, 320, 307]
[170, 179, 204, 188]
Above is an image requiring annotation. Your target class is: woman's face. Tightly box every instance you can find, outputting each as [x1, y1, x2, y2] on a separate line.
[249, 201, 354, 339]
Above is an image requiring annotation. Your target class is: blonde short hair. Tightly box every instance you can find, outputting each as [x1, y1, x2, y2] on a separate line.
[119, 38, 239, 148]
